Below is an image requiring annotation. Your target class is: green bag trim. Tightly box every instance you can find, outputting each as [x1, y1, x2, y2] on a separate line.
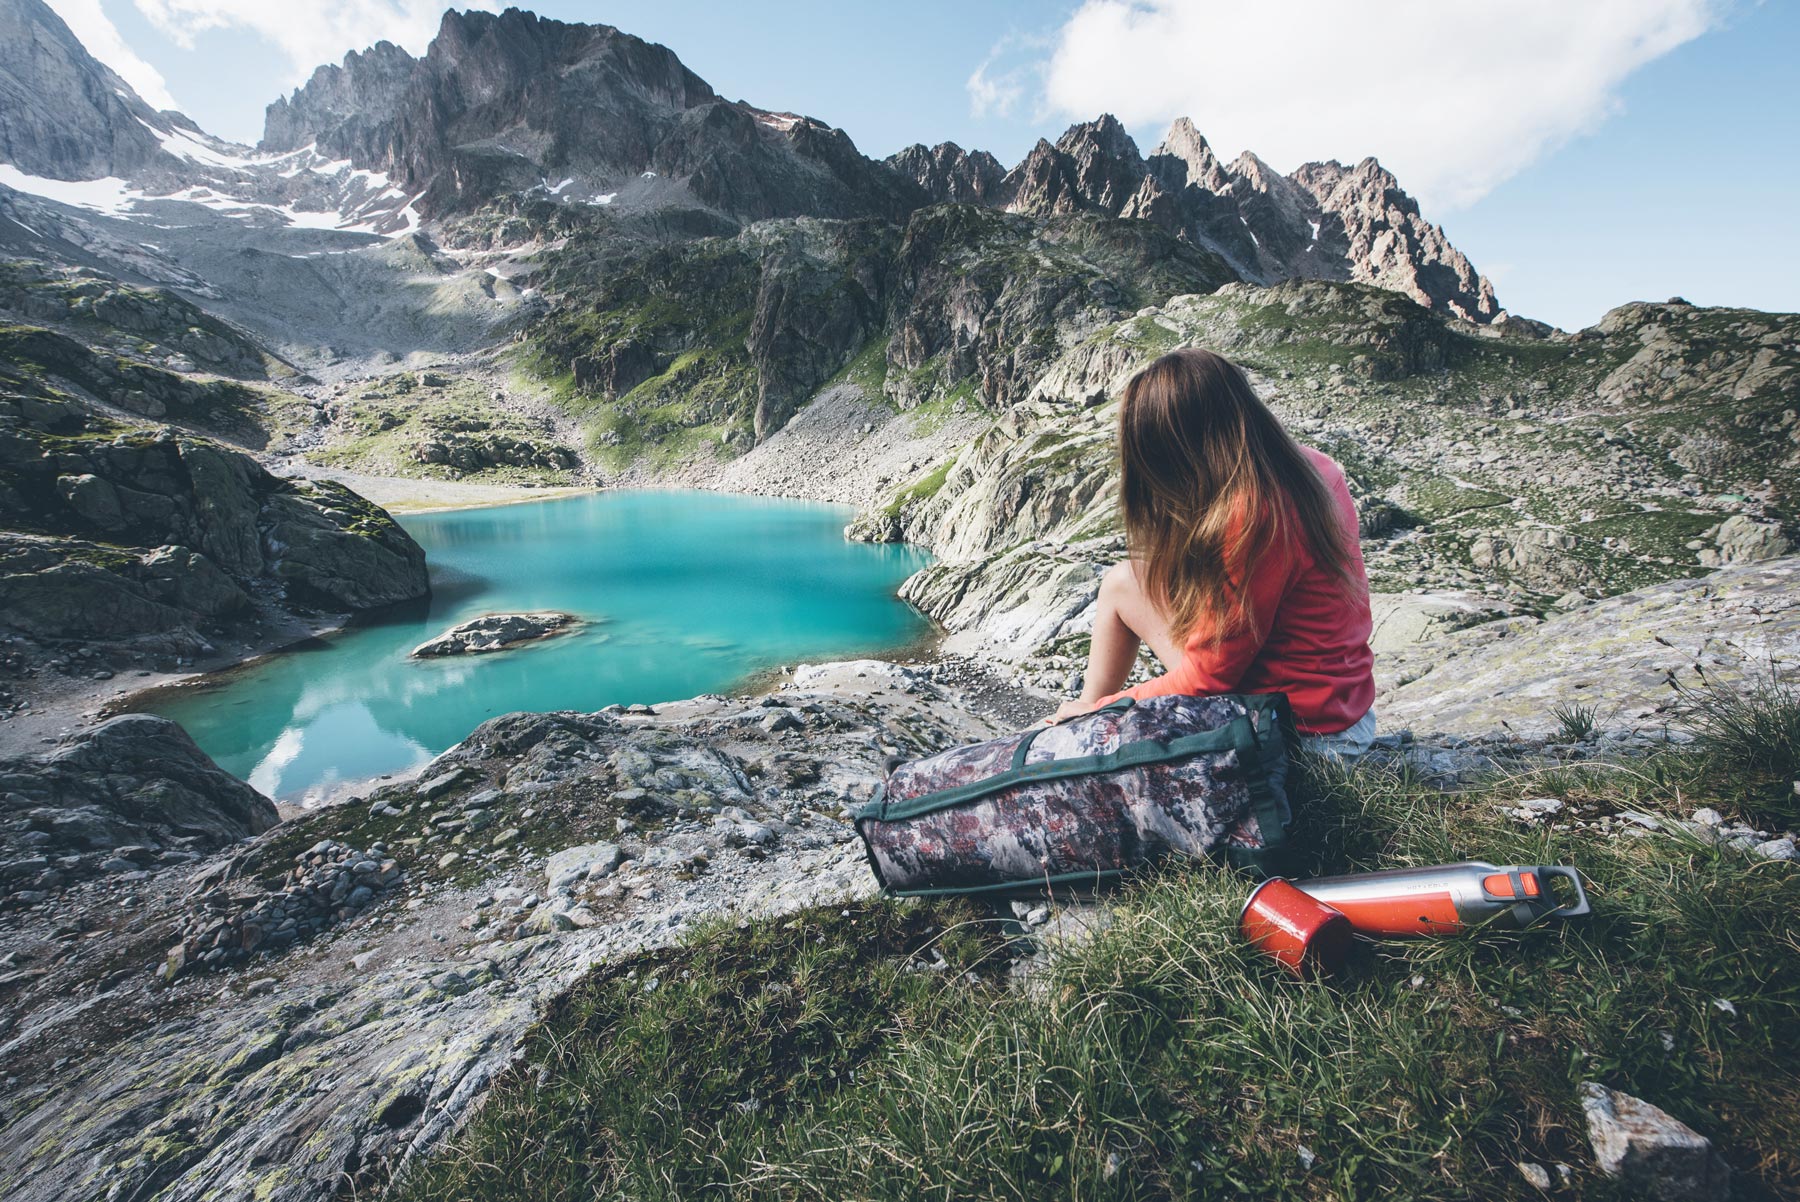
[1008, 696, 1137, 771]
[884, 865, 1132, 899]
[1241, 699, 1291, 852]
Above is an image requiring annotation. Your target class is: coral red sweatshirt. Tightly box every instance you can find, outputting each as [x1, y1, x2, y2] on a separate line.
[1098, 447, 1374, 734]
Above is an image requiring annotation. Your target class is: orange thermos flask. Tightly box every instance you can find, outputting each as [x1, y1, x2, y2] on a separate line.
[1289, 862, 1590, 938]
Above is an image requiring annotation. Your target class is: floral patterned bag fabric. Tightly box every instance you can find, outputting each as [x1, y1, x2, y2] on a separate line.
[856, 693, 1293, 896]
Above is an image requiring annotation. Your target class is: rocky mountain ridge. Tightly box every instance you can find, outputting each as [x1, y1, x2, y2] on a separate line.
[0, 0, 431, 241]
[0, 0, 168, 181]
[261, 7, 921, 224]
[888, 115, 1498, 323]
[838, 282, 1797, 695]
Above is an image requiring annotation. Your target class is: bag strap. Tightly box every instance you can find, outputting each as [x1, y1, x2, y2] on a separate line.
[1009, 696, 1136, 771]
[874, 711, 1259, 822]
[1009, 725, 1045, 772]
[1221, 693, 1296, 873]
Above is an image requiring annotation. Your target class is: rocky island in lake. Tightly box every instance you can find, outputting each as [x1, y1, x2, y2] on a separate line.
[410, 612, 579, 657]
[0, 2, 1794, 1200]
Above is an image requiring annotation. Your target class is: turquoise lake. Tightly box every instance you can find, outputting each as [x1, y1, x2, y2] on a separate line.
[143, 490, 932, 803]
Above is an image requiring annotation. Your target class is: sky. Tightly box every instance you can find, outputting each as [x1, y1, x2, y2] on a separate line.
[41, 0, 1800, 331]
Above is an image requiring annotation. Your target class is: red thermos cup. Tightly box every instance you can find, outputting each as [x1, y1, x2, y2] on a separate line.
[1239, 877, 1354, 977]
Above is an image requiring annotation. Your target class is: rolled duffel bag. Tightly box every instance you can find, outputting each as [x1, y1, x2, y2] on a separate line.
[856, 692, 1294, 897]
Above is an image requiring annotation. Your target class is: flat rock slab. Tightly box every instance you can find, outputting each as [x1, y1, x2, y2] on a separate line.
[410, 612, 579, 658]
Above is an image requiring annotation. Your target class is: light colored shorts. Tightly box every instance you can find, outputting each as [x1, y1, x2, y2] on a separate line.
[1265, 708, 1375, 829]
[1297, 707, 1378, 761]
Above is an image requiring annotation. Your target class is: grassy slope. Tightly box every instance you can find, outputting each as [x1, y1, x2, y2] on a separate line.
[394, 732, 1799, 1201]
[302, 372, 582, 485]
[520, 233, 765, 471]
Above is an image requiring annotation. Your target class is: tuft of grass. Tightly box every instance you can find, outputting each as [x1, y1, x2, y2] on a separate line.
[390, 751, 1800, 1201]
[1675, 659, 1800, 827]
[1550, 700, 1601, 743]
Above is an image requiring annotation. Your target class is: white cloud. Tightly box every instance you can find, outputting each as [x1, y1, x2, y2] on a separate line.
[1036, 0, 1724, 210]
[967, 56, 1025, 120]
[44, 0, 181, 110]
[965, 32, 1056, 124]
[130, 0, 499, 85]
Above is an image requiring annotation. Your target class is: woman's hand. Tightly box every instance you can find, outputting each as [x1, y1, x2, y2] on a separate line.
[1046, 697, 1099, 725]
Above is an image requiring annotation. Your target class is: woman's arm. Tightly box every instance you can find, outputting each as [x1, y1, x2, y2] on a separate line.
[1096, 537, 1298, 706]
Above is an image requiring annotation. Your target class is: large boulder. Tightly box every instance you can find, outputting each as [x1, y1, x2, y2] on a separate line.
[1702, 514, 1791, 567]
[544, 841, 622, 894]
[0, 714, 278, 896]
[260, 481, 429, 610]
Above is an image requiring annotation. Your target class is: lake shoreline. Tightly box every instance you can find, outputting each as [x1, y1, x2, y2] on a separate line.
[0, 605, 353, 760]
[2, 476, 619, 756]
[6, 481, 944, 795]
[272, 462, 601, 514]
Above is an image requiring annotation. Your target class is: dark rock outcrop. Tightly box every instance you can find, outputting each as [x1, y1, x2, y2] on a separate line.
[257, 480, 430, 610]
[531, 217, 898, 445]
[0, 713, 277, 898]
[744, 221, 896, 437]
[881, 206, 1236, 409]
[0, 389, 429, 645]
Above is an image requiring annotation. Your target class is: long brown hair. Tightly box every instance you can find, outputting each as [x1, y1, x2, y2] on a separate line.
[1118, 348, 1355, 646]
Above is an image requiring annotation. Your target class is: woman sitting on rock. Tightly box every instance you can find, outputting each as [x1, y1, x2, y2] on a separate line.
[1051, 347, 1376, 758]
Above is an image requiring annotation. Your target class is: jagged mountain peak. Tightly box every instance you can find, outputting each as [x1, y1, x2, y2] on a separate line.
[261, 40, 419, 155]
[983, 114, 1497, 321]
[884, 141, 1005, 205]
[1150, 117, 1230, 191]
[1054, 113, 1140, 159]
[1228, 150, 1282, 190]
[0, 0, 1495, 323]
[257, 7, 914, 223]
